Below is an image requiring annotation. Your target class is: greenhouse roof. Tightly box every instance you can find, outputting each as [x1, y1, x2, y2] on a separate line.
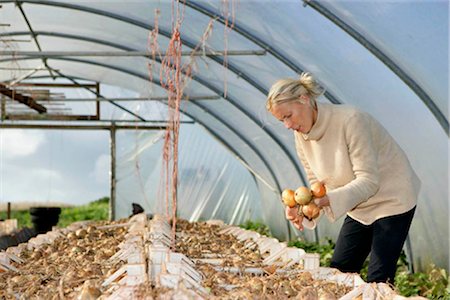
[0, 0, 448, 271]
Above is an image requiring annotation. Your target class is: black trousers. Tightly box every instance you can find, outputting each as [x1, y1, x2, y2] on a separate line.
[330, 206, 416, 284]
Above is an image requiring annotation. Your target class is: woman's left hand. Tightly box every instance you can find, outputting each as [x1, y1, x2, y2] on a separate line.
[314, 195, 330, 208]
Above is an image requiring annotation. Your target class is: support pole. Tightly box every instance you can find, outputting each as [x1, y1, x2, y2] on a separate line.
[7, 202, 11, 219]
[405, 234, 415, 273]
[109, 123, 116, 221]
[0, 95, 220, 102]
[314, 227, 319, 244]
[0, 50, 266, 57]
[1, 95, 5, 120]
[96, 82, 100, 120]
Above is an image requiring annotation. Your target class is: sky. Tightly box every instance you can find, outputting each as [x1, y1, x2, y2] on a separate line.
[0, 84, 148, 207]
[0, 128, 110, 205]
[0, 82, 185, 207]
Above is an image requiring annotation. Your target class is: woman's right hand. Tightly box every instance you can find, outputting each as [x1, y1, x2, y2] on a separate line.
[285, 205, 304, 231]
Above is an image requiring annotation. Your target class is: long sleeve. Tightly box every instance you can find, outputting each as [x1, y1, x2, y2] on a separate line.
[294, 103, 417, 225]
[327, 112, 380, 221]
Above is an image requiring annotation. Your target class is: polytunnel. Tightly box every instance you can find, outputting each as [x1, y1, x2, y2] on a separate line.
[0, 0, 448, 277]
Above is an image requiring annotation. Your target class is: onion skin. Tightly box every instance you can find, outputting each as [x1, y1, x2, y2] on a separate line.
[282, 189, 297, 208]
[311, 182, 326, 198]
[294, 186, 312, 205]
[298, 287, 318, 300]
[302, 202, 320, 220]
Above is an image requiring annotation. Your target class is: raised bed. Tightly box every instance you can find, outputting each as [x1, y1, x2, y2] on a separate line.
[0, 214, 427, 299]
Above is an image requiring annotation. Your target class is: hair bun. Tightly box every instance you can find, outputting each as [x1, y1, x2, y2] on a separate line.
[299, 72, 325, 97]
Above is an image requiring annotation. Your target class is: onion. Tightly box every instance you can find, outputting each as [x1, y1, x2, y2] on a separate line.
[75, 229, 87, 238]
[294, 186, 312, 205]
[78, 280, 101, 299]
[318, 289, 337, 300]
[311, 182, 326, 198]
[281, 189, 296, 208]
[248, 278, 264, 294]
[67, 232, 77, 240]
[298, 287, 318, 300]
[302, 202, 320, 220]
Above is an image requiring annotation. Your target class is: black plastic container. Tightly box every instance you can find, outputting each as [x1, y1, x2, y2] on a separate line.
[29, 207, 61, 234]
[0, 227, 36, 250]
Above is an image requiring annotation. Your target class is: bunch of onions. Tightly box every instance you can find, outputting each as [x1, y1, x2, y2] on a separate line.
[280, 182, 327, 221]
[303, 182, 326, 220]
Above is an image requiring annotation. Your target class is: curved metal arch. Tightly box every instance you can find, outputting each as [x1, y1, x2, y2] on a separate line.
[4, 0, 270, 93]
[2, 56, 286, 193]
[3, 4, 444, 140]
[183, 0, 342, 105]
[190, 100, 294, 239]
[21, 76, 257, 187]
[4, 1, 337, 102]
[0, 31, 342, 108]
[186, 0, 448, 136]
[25, 74, 99, 83]
[0, 31, 132, 51]
[305, 0, 448, 135]
[0, 31, 308, 188]
[191, 101, 282, 193]
[0, 0, 308, 185]
[25, 72, 293, 238]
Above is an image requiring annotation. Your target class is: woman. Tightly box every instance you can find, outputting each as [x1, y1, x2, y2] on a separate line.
[266, 73, 420, 284]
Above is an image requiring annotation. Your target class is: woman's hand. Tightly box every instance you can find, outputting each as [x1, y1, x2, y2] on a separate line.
[285, 205, 304, 231]
[313, 195, 330, 208]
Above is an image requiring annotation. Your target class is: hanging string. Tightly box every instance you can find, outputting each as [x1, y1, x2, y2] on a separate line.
[149, 0, 235, 250]
[145, 8, 162, 200]
[160, 3, 184, 248]
[147, 8, 162, 88]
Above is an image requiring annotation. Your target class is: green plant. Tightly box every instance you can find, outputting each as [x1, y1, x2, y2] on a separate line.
[0, 209, 32, 228]
[57, 197, 109, 228]
[288, 238, 449, 299]
[288, 238, 335, 267]
[282, 233, 449, 299]
[239, 220, 271, 237]
[394, 264, 450, 299]
[0, 197, 110, 230]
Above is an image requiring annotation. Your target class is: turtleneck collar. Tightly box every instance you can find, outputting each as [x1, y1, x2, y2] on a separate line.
[301, 102, 331, 141]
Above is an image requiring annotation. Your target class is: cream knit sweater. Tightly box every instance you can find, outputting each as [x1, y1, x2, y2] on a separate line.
[295, 103, 420, 225]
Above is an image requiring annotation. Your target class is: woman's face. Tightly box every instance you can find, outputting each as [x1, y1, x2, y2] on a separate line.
[271, 97, 316, 134]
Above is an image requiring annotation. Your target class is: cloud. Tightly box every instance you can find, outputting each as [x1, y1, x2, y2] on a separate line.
[89, 153, 110, 185]
[0, 129, 45, 158]
[0, 164, 63, 202]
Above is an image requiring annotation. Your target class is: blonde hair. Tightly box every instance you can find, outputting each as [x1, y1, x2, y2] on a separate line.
[266, 72, 325, 111]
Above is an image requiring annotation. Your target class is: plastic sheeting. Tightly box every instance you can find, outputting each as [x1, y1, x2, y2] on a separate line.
[115, 125, 263, 227]
[0, 0, 447, 271]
